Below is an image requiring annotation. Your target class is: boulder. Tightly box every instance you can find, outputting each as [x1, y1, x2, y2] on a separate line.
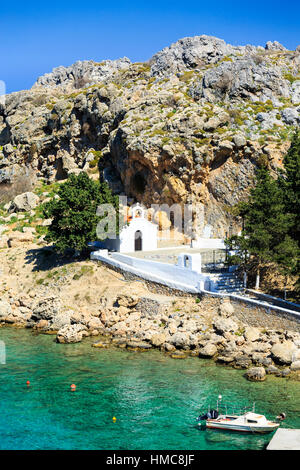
[217, 355, 236, 364]
[56, 324, 87, 343]
[234, 356, 252, 369]
[7, 231, 34, 247]
[266, 365, 279, 375]
[32, 296, 61, 321]
[170, 332, 189, 348]
[271, 341, 298, 365]
[116, 294, 139, 308]
[245, 367, 266, 382]
[281, 107, 299, 126]
[151, 333, 166, 347]
[198, 343, 217, 358]
[11, 192, 40, 212]
[277, 368, 291, 377]
[213, 317, 238, 335]
[218, 300, 234, 318]
[0, 300, 13, 320]
[244, 326, 260, 343]
[35, 319, 49, 329]
[290, 361, 300, 371]
[164, 343, 176, 352]
[233, 134, 246, 148]
[87, 317, 103, 330]
[62, 154, 78, 174]
[50, 312, 72, 331]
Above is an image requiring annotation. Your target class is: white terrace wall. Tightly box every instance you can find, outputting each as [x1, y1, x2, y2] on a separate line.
[91, 250, 211, 293]
[90, 250, 300, 321]
[192, 238, 226, 250]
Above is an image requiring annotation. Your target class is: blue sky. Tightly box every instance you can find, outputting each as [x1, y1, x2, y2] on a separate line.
[1, 0, 299, 93]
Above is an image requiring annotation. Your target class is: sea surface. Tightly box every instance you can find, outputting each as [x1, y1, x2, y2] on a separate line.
[0, 327, 299, 450]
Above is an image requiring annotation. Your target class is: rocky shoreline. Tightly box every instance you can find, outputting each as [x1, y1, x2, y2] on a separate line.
[1, 289, 300, 383]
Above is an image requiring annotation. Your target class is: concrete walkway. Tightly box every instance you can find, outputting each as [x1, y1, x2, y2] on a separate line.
[267, 429, 300, 450]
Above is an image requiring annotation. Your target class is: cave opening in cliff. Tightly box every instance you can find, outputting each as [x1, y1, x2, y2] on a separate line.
[131, 172, 146, 194]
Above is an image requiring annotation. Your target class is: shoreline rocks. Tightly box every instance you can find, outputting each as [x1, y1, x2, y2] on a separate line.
[1, 291, 300, 382]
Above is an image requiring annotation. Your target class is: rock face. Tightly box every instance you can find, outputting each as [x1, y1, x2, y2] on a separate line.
[33, 58, 131, 91]
[0, 35, 300, 234]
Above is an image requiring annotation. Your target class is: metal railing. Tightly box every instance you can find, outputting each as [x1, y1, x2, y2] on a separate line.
[201, 250, 228, 273]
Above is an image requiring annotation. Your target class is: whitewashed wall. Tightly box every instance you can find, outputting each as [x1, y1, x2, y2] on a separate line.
[192, 237, 226, 250]
[91, 250, 211, 292]
[119, 218, 158, 252]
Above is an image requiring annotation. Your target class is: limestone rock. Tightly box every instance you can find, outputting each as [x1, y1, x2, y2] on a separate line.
[271, 341, 298, 365]
[234, 356, 252, 369]
[245, 367, 266, 382]
[33, 58, 131, 91]
[11, 192, 40, 212]
[244, 326, 260, 342]
[213, 317, 238, 335]
[151, 333, 166, 347]
[116, 294, 139, 308]
[266, 365, 279, 375]
[0, 34, 299, 237]
[198, 343, 217, 358]
[56, 324, 87, 343]
[281, 108, 299, 126]
[50, 312, 72, 331]
[32, 297, 61, 321]
[233, 134, 246, 148]
[170, 332, 189, 348]
[7, 231, 34, 247]
[290, 360, 300, 371]
[218, 301, 234, 318]
[265, 41, 287, 51]
[0, 300, 13, 320]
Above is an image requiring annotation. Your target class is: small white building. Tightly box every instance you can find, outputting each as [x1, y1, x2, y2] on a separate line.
[176, 253, 202, 273]
[100, 203, 158, 253]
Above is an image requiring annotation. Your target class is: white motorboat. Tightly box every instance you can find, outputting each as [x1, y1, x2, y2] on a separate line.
[197, 396, 283, 434]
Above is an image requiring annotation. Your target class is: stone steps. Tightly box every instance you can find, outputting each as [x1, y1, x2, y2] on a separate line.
[207, 272, 244, 294]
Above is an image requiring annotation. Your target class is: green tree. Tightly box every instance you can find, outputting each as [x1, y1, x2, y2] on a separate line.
[280, 130, 300, 241]
[43, 172, 119, 255]
[278, 131, 300, 292]
[227, 168, 294, 289]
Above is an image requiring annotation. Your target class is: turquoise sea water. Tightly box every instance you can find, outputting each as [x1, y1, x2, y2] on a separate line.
[0, 327, 299, 450]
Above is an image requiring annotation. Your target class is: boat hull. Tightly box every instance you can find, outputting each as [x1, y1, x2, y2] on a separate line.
[206, 421, 279, 434]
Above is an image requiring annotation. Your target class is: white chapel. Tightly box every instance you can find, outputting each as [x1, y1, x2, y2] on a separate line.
[100, 203, 158, 253]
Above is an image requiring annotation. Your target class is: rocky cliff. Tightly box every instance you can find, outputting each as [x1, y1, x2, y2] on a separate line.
[1, 35, 300, 236]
